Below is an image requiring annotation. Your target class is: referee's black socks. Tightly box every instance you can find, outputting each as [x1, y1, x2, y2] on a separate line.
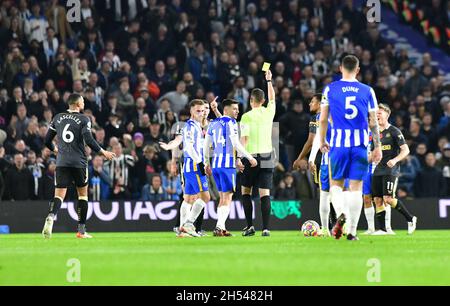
[242, 194, 253, 227]
[391, 199, 413, 222]
[48, 197, 63, 217]
[261, 196, 271, 230]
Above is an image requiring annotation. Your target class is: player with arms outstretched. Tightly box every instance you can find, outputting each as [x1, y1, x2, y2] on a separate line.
[42, 93, 115, 239]
[319, 55, 382, 241]
[204, 99, 257, 236]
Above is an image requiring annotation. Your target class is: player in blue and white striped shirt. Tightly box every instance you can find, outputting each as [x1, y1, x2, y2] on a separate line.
[160, 99, 210, 237]
[319, 55, 382, 240]
[204, 99, 257, 236]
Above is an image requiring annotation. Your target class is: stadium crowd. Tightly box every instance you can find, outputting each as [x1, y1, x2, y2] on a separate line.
[0, 0, 448, 202]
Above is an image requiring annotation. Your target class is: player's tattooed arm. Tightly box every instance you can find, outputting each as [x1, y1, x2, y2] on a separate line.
[369, 111, 381, 148]
[369, 111, 383, 163]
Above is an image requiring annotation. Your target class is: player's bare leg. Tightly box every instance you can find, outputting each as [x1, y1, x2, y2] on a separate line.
[75, 186, 92, 239]
[363, 194, 376, 235]
[42, 188, 67, 239]
[241, 186, 255, 236]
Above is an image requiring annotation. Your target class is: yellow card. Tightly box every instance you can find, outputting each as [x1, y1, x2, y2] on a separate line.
[262, 62, 271, 72]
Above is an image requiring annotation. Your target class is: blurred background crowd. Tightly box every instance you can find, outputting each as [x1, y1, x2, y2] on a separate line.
[0, 0, 448, 202]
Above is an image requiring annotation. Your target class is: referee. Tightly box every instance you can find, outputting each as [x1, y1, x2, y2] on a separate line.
[240, 69, 275, 237]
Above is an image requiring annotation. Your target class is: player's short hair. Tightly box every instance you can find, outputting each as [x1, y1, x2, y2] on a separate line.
[251, 88, 265, 103]
[378, 103, 391, 115]
[222, 99, 238, 107]
[341, 55, 359, 72]
[189, 99, 205, 109]
[312, 93, 322, 102]
[67, 93, 83, 105]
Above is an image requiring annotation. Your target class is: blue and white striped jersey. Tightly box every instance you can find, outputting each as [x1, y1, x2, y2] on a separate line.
[321, 79, 378, 148]
[207, 116, 238, 169]
[182, 119, 204, 173]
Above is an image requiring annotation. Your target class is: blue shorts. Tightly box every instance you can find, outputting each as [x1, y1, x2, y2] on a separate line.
[183, 171, 209, 195]
[363, 169, 372, 195]
[329, 146, 369, 181]
[212, 168, 236, 193]
[319, 164, 330, 192]
[320, 164, 350, 192]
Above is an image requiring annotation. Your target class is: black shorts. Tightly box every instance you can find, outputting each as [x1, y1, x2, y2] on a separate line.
[241, 153, 274, 190]
[55, 167, 88, 188]
[371, 175, 398, 198]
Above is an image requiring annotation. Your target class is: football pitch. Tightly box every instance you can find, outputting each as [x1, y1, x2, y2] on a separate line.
[1, 230, 449, 286]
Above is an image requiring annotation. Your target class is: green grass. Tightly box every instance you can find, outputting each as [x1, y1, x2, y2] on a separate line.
[1, 230, 450, 286]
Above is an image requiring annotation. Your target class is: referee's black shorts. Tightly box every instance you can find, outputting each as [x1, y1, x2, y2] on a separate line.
[55, 167, 88, 188]
[241, 153, 274, 190]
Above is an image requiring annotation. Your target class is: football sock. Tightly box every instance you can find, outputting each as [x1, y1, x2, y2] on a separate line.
[319, 191, 330, 231]
[48, 197, 63, 218]
[391, 199, 413, 222]
[175, 198, 183, 227]
[180, 201, 191, 226]
[342, 191, 351, 218]
[242, 194, 253, 227]
[77, 197, 88, 225]
[385, 205, 392, 230]
[347, 191, 363, 236]
[216, 205, 230, 230]
[330, 186, 344, 217]
[194, 208, 205, 231]
[364, 206, 376, 232]
[376, 206, 386, 231]
[187, 199, 206, 224]
[261, 196, 271, 230]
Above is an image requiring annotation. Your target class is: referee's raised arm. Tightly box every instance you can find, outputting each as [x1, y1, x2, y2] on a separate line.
[240, 69, 277, 237]
[266, 70, 276, 111]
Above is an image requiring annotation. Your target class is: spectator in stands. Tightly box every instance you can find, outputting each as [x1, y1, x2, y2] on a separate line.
[161, 160, 182, 201]
[24, 3, 48, 44]
[141, 174, 167, 202]
[157, 81, 188, 114]
[89, 154, 112, 201]
[415, 153, 447, 197]
[104, 142, 134, 200]
[275, 172, 298, 200]
[4, 152, 34, 200]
